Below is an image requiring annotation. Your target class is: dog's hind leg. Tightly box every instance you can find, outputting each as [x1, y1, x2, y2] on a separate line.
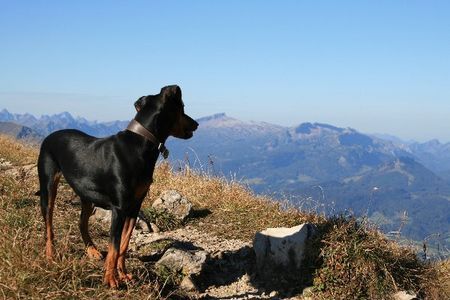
[37, 153, 61, 260]
[79, 201, 103, 260]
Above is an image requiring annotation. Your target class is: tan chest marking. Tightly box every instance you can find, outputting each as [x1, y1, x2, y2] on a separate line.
[134, 181, 151, 199]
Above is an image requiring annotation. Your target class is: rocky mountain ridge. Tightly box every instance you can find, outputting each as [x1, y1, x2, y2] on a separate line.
[0, 109, 128, 138]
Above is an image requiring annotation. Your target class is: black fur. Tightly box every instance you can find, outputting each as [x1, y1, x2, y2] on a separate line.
[37, 85, 198, 287]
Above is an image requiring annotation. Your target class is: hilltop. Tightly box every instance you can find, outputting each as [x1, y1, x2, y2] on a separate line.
[0, 134, 448, 299]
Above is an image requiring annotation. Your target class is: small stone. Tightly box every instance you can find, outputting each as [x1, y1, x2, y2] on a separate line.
[302, 286, 314, 299]
[269, 291, 278, 297]
[135, 217, 151, 233]
[150, 222, 160, 233]
[180, 276, 197, 291]
[93, 207, 111, 223]
[0, 159, 12, 170]
[393, 291, 417, 300]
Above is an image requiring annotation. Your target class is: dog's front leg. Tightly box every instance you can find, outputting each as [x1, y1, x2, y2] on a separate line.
[117, 216, 137, 282]
[103, 208, 126, 288]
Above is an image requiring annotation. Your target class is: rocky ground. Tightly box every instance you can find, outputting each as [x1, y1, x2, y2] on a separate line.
[97, 207, 304, 299]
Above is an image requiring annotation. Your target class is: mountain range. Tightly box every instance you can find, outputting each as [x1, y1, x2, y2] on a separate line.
[0, 109, 128, 139]
[1, 109, 449, 252]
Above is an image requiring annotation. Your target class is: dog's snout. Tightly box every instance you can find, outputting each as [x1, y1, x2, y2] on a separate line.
[184, 114, 198, 131]
[192, 120, 199, 131]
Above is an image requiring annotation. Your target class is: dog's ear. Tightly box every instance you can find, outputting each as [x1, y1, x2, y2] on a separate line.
[160, 85, 182, 101]
[134, 96, 147, 112]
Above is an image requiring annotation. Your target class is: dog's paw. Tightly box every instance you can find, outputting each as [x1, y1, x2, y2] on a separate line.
[86, 246, 103, 260]
[118, 272, 133, 282]
[103, 273, 119, 289]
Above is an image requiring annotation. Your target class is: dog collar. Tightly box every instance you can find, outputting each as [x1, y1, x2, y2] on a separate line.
[126, 119, 169, 159]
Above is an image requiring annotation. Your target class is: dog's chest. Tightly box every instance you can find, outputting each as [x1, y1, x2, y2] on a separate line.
[134, 180, 152, 199]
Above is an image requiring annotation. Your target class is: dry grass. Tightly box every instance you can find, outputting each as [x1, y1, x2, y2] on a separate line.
[307, 217, 449, 299]
[147, 162, 322, 241]
[0, 135, 37, 166]
[0, 134, 448, 299]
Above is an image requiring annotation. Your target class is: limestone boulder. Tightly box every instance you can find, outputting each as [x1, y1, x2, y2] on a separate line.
[253, 223, 316, 275]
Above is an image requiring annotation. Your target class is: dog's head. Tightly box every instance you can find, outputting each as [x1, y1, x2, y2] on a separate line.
[134, 85, 198, 140]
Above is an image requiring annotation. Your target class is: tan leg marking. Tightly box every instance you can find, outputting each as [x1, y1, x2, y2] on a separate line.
[117, 217, 136, 282]
[103, 243, 119, 288]
[79, 202, 103, 260]
[45, 172, 61, 260]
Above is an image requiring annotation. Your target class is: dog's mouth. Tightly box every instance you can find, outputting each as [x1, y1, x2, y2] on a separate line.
[179, 128, 195, 139]
[174, 116, 198, 139]
[181, 124, 198, 139]
[184, 130, 194, 138]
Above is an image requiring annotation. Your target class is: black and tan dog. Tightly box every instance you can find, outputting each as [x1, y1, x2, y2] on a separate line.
[36, 85, 198, 287]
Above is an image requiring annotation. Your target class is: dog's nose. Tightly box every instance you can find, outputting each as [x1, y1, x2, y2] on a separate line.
[192, 121, 199, 131]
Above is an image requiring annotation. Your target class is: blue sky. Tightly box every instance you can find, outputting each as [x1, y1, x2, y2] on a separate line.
[1, 1, 449, 142]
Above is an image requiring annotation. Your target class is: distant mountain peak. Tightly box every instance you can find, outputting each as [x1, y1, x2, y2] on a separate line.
[54, 111, 74, 119]
[196, 113, 245, 128]
[295, 122, 346, 135]
[423, 138, 441, 146]
[197, 113, 228, 123]
[314, 122, 346, 132]
[0, 109, 13, 120]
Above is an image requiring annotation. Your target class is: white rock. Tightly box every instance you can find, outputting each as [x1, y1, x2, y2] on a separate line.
[393, 291, 417, 300]
[253, 223, 315, 273]
[269, 290, 278, 297]
[150, 222, 160, 233]
[0, 158, 12, 170]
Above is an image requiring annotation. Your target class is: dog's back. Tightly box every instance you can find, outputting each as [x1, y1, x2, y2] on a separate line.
[38, 129, 131, 207]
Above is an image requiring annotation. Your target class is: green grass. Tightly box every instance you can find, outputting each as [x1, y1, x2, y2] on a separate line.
[140, 206, 183, 232]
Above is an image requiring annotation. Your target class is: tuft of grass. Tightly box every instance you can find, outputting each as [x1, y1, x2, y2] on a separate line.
[140, 206, 183, 232]
[154, 264, 184, 288]
[307, 216, 448, 299]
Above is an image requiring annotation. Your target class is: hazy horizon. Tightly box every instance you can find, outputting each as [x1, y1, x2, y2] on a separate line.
[1, 1, 449, 142]
[1, 106, 447, 144]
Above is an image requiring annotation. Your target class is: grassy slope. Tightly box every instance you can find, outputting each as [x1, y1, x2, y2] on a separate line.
[0, 134, 448, 299]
